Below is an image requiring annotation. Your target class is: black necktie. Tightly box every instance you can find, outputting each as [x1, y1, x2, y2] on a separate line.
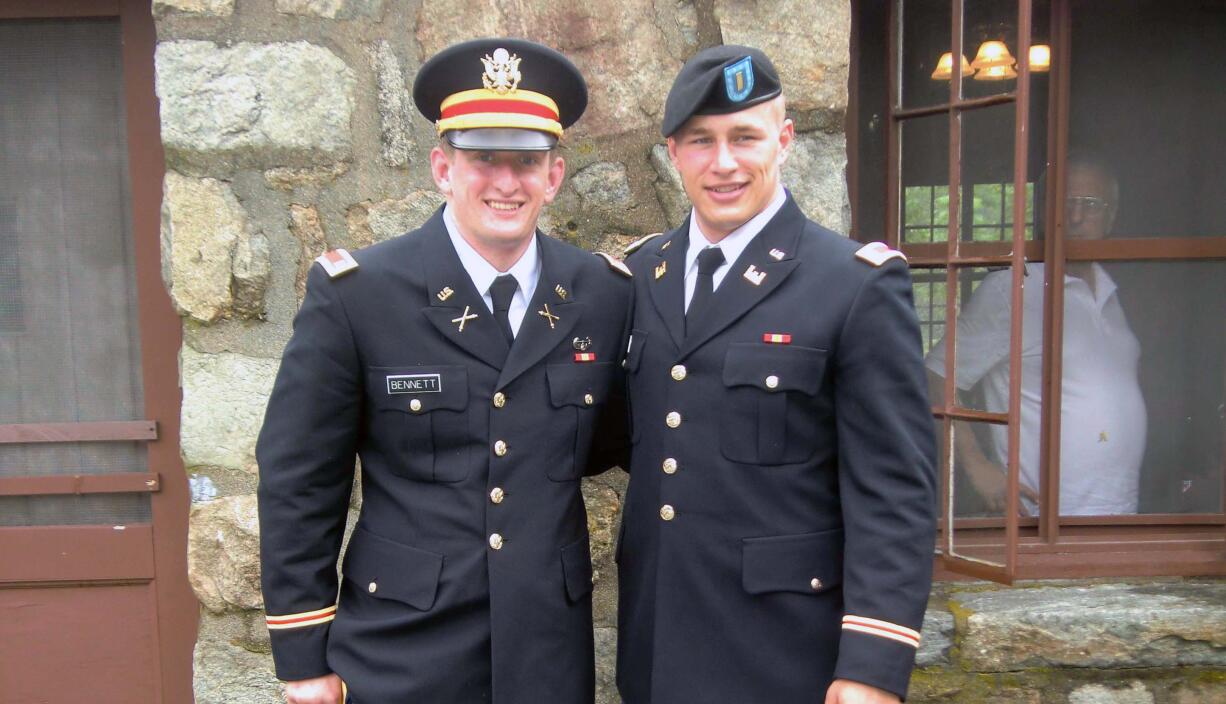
[686, 247, 725, 335]
[489, 274, 518, 346]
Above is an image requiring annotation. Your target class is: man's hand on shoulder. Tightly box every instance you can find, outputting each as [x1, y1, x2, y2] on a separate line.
[284, 673, 344, 704]
[824, 679, 901, 704]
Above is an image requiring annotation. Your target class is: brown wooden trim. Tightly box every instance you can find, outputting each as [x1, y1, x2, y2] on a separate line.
[0, 0, 118, 18]
[894, 92, 1018, 120]
[0, 472, 160, 497]
[0, 421, 157, 444]
[119, 0, 198, 699]
[1066, 237, 1226, 261]
[847, 0, 862, 240]
[931, 408, 1009, 424]
[940, 554, 1014, 584]
[0, 525, 156, 582]
[904, 239, 1045, 266]
[885, 0, 901, 248]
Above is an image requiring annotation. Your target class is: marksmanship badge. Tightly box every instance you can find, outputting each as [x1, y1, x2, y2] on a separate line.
[481, 48, 522, 94]
[724, 56, 755, 102]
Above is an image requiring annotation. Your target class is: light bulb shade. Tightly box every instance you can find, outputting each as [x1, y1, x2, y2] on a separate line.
[970, 40, 1016, 69]
[973, 63, 1018, 81]
[931, 52, 974, 80]
[1029, 44, 1051, 72]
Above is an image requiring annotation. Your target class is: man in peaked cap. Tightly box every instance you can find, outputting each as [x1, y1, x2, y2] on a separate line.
[616, 45, 937, 703]
[257, 38, 632, 704]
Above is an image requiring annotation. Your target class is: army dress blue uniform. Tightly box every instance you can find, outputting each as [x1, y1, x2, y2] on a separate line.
[616, 194, 937, 702]
[257, 211, 631, 703]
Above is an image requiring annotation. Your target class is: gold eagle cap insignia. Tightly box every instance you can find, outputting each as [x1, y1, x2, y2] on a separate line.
[481, 48, 522, 94]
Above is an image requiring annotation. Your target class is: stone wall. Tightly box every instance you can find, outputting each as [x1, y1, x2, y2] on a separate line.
[155, 1, 849, 701]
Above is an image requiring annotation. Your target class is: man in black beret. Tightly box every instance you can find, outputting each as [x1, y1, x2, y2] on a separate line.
[257, 37, 632, 704]
[616, 45, 936, 703]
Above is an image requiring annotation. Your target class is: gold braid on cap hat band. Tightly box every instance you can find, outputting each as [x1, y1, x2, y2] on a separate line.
[436, 88, 563, 137]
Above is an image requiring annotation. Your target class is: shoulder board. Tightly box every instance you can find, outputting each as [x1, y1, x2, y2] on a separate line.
[854, 242, 907, 267]
[315, 248, 359, 278]
[623, 232, 663, 256]
[595, 252, 633, 278]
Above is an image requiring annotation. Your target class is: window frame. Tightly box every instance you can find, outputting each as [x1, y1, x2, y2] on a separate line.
[852, 0, 1226, 582]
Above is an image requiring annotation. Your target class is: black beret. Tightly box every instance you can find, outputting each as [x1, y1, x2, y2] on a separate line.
[413, 38, 587, 149]
[661, 45, 783, 137]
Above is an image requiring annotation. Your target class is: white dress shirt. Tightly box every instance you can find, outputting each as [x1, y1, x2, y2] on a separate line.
[443, 204, 540, 336]
[683, 185, 787, 311]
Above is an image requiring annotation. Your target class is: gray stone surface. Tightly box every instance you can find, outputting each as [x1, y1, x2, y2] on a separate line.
[1172, 681, 1226, 704]
[181, 347, 279, 473]
[953, 583, 1226, 671]
[783, 130, 851, 235]
[414, 0, 686, 139]
[156, 41, 355, 170]
[161, 172, 270, 323]
[572, 161, 633, 212]
[263, 163, 349, 192]
[595, 626, 619, 704]
[154, 0, 233, 16]
[714, 0, 850, 115]
[193, 612, 279, 704]
[275, 0, 384, 19]
[649, 144, 690, 229]
[1069, 681, 1153, 704]
[346, 190, 447, 247]
[916, 609, 955, 668]
[188, 495, 263, 613]
[289, 204, 329, 301]
[367, 40, 415, 168]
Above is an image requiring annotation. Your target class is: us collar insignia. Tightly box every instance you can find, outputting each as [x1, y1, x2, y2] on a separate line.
[437, 286, 455, 302]
[655, 261, 667, 280]
[538, 303, 560, 329]
[743, 264, 766, 286]
[481, 48, 522, 94]
[555, 284, 568, 300]
[769, 248, 786, 261]
[724, 56, 755, 103]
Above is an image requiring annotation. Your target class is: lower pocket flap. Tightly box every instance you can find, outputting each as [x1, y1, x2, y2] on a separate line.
[560, 534, 594, 602]
[342, 528, 444, 610]
[742, 529, 844, 595]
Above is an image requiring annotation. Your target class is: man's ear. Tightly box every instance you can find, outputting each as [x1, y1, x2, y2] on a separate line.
[430, 146, 453, 194]
[667, 136, 681, 169]
[544, 154, 566, 204]
[777, 118, 795, 167]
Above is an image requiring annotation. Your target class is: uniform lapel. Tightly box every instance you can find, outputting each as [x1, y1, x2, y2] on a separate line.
[495, 233, 582, 390]
[678, 196, 805, 359]
[646, 224, 688, 351]
[420, 214, 511, 371]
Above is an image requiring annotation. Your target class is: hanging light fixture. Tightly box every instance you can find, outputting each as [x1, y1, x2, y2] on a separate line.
[930, 52, 974, 80]
[970, 40, 1016, 70]
[1028, 44, 1051, 72]
[973, 64, 1019, 80]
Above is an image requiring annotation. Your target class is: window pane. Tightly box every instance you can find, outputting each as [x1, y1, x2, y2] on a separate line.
[1060, 260, 1225, 516]
[1068, 1, 1226, 239]
[900, 0, 952, 109]
[900, 114, 950, 244]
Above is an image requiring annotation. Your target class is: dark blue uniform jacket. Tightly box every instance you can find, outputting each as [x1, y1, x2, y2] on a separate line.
[257, 209, 631, 703]
[617, 195, 936, 702]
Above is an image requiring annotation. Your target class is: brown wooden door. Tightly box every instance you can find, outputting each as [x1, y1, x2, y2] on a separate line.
[0, 2, 196, 702]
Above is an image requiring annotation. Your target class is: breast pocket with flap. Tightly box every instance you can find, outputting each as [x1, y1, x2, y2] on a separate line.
[366, 365, 471, 482]
[546, 362, 615, 481]
[720, 343, 828, 465]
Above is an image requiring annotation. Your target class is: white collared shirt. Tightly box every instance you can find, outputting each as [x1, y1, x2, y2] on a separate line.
[443, 205, 540, 336]
[683, 185, 787, 311]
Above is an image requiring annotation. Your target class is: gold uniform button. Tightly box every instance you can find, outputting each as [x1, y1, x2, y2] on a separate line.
[660, 504, 675, 521]
[489, 533, 504, 550]
[670, 364, 687, 381]
[765, 375, 780, 389]
[662, 457, 678, 474]
[368, 581, 378, 594]
[494, 440, 508, 457]
[584, 393, 595, 406]
[490, 487, 505, 504]
[409, 398, 423, 412]
[666, 411, 682, 428]
[810, 577, 823, 591]
[493, 392, 506, 408]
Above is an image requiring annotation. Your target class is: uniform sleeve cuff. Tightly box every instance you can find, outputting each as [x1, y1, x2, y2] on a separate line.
[833, 619, 921, 700]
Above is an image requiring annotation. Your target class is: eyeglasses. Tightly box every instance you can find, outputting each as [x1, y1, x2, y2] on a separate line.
[1066, 196, 1111, 214]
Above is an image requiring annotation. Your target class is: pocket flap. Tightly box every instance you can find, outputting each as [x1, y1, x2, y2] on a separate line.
[342, 528, 444, 610]
[722, 343, 827, 395]
[742, 529, 844, 595]
[547, 362, 614, 408]
[560, 534, 594, 602]
[366, 365, 469, 413]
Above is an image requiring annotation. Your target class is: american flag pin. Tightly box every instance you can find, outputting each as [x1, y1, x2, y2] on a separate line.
[763, 333, 792, 344]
